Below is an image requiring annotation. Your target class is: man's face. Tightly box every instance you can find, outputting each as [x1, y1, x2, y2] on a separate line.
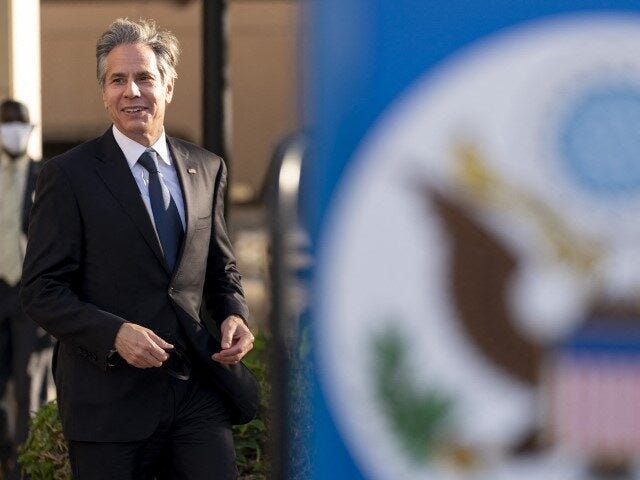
[102, 43, 174, 146]
[0, 103, 32, 158]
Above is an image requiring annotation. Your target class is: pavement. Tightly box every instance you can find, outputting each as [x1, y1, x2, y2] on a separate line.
[228, 203, 271, 332]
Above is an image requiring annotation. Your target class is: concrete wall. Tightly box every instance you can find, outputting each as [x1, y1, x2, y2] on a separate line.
[227, 0, 299, 200]
[1, 0, 42, 158]
[0, 0, 9, 99]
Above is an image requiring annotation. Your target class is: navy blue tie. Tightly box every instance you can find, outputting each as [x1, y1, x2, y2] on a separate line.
[137, 150, 184, 271]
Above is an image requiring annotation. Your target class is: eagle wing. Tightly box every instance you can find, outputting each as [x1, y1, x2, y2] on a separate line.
[430, 189, 543, 385]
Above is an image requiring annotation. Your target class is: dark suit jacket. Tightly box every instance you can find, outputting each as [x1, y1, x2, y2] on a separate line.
[20, 128, 249, 442]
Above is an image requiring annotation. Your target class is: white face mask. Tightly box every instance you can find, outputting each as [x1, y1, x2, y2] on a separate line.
[0, 122, 33, 156]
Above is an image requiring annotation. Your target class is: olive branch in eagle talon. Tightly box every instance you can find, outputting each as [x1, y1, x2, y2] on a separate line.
[453, 142, 603, 274]
[372, 328, 452, 463]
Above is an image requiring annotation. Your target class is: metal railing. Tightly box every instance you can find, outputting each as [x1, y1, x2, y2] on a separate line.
[266, 132, 312, 479]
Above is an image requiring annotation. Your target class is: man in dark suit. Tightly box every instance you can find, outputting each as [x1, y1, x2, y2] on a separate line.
[0, 99, 52, 479]
[20, 18, 254, 479]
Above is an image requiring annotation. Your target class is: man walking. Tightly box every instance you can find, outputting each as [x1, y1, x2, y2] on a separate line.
[0, 99, 52, 479]
[21, 18, 254, 479]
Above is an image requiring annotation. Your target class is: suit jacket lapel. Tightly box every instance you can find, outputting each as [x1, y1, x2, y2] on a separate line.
[168, 136, 197, 273]
[93, 129, 169, 273]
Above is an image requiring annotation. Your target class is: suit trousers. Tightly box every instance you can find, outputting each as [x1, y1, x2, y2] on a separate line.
[67, 372, 237, 480]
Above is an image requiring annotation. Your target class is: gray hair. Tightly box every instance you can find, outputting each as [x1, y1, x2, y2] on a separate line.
[96, 18, 180, 89]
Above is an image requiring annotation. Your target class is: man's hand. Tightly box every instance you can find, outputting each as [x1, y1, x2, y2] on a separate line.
[212, 315, 254, 365]
[114, 323, 174, 368]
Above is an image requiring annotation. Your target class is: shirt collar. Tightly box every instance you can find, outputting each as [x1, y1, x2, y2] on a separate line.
[112, 125, 172, 169]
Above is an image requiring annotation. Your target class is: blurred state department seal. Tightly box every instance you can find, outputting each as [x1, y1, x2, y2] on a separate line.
[317, 13, 640, 480]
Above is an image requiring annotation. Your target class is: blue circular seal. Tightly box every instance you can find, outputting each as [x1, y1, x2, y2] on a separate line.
[559, 85, 640, 195]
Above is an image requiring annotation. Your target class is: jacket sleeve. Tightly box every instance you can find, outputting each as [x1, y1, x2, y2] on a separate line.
[20, 159, 125, 369]
[202, 158, 250, 327]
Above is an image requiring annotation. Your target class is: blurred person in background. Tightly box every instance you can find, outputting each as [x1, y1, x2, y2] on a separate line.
[21, 18, 254, 479]
[0, 99, 53, 480]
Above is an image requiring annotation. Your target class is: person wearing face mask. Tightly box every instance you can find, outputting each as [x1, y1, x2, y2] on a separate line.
[0, 99, 52, 480]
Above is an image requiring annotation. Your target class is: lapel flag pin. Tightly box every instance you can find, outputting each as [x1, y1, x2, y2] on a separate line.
[188, 168, 197, 175]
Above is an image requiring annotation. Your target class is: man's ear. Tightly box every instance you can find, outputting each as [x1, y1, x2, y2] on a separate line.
[165, 81, 174, 104]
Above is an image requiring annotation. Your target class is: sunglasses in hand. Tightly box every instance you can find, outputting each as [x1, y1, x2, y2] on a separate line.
[158, 332, 192, 381]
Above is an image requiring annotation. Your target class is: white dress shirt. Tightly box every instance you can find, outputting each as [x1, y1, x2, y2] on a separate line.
[112, 125, 186, 230]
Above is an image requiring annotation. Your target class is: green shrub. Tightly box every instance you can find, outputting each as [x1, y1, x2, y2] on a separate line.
[18, 335, 271, 479]
[233, 334, 271, 479]
[17, 401, 71, 480]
